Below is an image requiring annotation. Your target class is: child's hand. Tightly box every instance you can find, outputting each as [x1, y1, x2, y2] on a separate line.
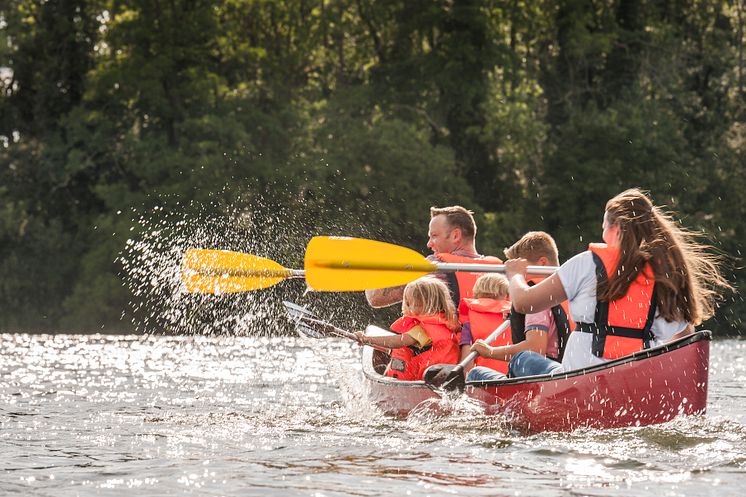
[470, 340, 494, 358]
[353, 331, 368, 345]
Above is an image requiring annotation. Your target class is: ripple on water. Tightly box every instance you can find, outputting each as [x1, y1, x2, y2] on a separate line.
[2, 333, 746, 497]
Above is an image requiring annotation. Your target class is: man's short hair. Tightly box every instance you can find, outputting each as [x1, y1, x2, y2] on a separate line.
[504, 231, 559, 265]
[430, 206, 477, 240]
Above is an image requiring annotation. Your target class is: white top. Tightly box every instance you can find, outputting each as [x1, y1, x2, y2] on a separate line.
[556, 251, 688, 371]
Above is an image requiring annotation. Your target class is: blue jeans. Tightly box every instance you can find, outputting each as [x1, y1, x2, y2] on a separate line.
[508, 351, 564, 377]
[466, 366, 507, 382]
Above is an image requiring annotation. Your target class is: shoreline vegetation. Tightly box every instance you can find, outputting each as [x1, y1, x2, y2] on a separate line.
[1, 1, 744, 335]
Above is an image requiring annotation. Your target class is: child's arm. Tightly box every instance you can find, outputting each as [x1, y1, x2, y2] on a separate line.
[458, 321, 474, 364]
[353, 331, 418, 349]
[471, 328, 548, 361]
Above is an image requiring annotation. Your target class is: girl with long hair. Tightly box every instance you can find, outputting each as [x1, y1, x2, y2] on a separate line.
[505, 188, 731, 375]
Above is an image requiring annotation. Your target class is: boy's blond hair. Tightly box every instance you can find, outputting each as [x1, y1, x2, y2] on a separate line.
[402, 278, 459, 330]
[504, 231, 559, 265]
[472, 273, 509, 300]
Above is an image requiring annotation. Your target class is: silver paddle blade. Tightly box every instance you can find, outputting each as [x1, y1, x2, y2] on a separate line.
[282, 301, 326, 339]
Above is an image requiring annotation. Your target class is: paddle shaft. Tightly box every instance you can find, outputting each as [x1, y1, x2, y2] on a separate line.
[436, 262, 555, 276]
[300, 316, 392, 354]
[315, 260, 556, 276]
[212, 262, 554, 279]
[453, 319, 512, 375]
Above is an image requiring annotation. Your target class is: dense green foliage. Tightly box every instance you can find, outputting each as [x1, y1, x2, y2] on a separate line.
[1, 0, 744, 333]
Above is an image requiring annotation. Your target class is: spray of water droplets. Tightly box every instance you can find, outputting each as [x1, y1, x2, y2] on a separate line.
[117, 190, 392, 337]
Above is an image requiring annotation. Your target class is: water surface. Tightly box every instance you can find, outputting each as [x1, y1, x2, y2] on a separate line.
[1, 334, 744, 496]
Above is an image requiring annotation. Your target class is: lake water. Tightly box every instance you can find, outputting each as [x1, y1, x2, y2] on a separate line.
[1, 333, 744, 496]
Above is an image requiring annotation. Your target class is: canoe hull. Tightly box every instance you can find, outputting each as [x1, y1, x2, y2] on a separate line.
[362, 330, 710, 432]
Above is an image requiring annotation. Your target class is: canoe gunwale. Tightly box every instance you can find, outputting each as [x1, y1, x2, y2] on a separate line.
[468, 329, 711, 387]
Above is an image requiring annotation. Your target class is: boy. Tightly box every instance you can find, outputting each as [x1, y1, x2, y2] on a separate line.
[467, 231, 570, 381]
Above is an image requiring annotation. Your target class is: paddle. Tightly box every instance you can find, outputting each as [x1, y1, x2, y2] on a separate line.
[182, 248, 305, 293]
[304, 236, 557, 291]
[183, 236, 557, 293]
[422, 319, 512, 392]
[283, 301, 392, 354]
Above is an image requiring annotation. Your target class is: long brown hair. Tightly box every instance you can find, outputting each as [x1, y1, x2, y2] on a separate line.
[601, 188, 731, 324]
[402, 278, 460, 330]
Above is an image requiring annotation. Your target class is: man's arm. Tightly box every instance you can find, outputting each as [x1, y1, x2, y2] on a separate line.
[365, 285, 406, 308]
[354, 329, 418, 349]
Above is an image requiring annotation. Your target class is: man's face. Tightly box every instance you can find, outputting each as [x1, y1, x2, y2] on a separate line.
[427, 215, 459, 254]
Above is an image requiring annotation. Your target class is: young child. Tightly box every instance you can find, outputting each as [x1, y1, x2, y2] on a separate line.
[467, 231, 571, 381]
[354, 277, 460, 381]
[457, 273, 512, 374]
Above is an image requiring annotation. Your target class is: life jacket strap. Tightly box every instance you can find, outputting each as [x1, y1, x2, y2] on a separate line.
[409, 343, 432, 356]
[445, 272, 460, 307]
[575, 322, 655, 357]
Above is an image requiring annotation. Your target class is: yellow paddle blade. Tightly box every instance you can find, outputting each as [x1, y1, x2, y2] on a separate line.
[304, 236, 437, 291]
[182, 248, 293, 293]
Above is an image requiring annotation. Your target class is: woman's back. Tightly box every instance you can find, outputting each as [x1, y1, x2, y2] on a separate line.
[558, 250, 687, 370]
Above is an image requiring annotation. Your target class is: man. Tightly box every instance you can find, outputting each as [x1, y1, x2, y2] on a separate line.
[365, 206, 500, 309]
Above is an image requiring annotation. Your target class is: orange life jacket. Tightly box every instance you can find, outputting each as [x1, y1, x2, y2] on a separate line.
[459, 298, 512, 373]
[435, 252, 503, 323]
[385, 314, 460, 381]
[509, 278, 574, 361]
[576, 243, 657, 359]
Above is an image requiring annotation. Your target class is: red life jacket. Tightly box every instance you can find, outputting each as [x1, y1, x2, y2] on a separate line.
[576, 243, 657, 359]
[459, 298, 512, 373]
[509, 277, 574, 361]
[435, 252, 503, 323]
[385, 314, 459, 381]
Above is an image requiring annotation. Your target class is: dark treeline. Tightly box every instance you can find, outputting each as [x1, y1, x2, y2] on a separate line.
[1, 0, 744, 333]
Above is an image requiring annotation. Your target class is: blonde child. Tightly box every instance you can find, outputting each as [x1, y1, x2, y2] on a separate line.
[354, 278, 460, 381]
[457, 274, 512, 374]
[468, 231, 570, 381]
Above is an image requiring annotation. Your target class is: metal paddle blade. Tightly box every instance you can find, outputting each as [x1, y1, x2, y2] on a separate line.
[304, 236, 437, 291]
[423, 364, 466, 392]
[283, 301, 316, 321]
[282, 301, 327, 339]
[182, 249, 293, 293]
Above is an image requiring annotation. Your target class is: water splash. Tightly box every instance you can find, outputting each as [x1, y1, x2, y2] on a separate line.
[117, 191, 384, 336]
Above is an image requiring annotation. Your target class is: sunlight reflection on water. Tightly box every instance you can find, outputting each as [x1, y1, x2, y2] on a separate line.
[1, 334, 744, 496]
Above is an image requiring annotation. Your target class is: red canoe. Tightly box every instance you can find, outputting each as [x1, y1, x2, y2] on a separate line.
[361, 329, 711, 432]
